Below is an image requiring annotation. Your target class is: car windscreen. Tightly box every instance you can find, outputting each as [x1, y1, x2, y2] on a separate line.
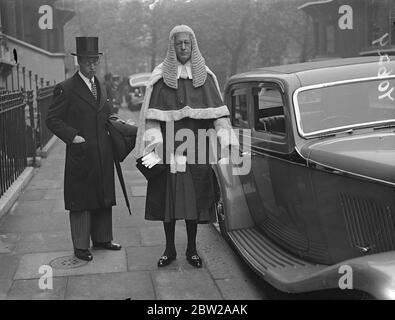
[294, 77, 395, 137]
[129, 75, 150, 87]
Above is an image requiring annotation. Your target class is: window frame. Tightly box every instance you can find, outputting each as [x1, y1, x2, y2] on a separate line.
[228, 80, 291, 155]
[230, 84, 250, 129]
[252, 82, 287, 137]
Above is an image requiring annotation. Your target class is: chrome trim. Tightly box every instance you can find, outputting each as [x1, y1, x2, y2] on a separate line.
[292, 75, 395, 138]
[297, 0, 334, 10]
[303, 157, 395, 187]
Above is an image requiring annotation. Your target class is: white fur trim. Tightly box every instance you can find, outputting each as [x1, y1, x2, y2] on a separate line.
[133, 64, 231, 159]
[146, 105, 230, 122]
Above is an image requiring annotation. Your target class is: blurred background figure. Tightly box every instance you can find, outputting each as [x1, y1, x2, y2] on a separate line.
[104, 72, 114, 112]
[111, 74, 122, 114]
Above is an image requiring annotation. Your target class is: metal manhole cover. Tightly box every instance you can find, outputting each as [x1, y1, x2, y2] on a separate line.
[49, 255, 89, 270]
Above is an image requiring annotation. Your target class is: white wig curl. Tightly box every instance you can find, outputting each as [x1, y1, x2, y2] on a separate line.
[162, 25, 207, 89]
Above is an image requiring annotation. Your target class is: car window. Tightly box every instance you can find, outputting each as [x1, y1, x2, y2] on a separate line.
[253, 85, 286, 136]
[231, 88, 249, 128]
[296, 78, 395, 136]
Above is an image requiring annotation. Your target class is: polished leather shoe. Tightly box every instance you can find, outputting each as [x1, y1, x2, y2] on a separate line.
[92, 241, 122, 250]
[74, 248, 93, 261]
[157, 252, 177, 267]
[186, 251, 202, 268]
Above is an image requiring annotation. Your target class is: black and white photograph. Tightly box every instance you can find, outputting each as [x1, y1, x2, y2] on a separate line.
[0, 0, 394, 306]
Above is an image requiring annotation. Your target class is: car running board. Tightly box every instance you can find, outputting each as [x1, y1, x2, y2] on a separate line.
[228, 227, 333, 293]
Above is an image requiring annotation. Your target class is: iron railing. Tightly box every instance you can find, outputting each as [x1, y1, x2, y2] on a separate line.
[0, 59, 56, 199]
[36, 86, 55, 149]
[0, 91, 27, 198]
[25, 90, 37, 165]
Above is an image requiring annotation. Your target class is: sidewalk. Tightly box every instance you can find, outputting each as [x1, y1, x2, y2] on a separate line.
[0, 118, 265, 300]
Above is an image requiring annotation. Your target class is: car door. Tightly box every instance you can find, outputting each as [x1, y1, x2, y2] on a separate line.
[229, 81, 311, 255]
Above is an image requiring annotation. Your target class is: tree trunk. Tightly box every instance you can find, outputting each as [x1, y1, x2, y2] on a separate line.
[150, 27, 157, 71]
[228, 1, 252, 76]
[149, 9, 158, 71]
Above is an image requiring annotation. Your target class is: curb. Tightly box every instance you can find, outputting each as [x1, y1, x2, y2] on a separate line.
[0, 167, 35, 221]
[39, 135, 58, 158]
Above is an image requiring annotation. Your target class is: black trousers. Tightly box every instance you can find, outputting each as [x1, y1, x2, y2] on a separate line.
[69, 207, 113, 250]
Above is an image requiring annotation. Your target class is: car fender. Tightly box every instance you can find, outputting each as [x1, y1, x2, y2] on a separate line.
[212, 163, 254, 231]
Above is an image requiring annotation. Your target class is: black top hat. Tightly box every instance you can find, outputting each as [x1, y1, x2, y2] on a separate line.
[71, 37, 103, 57]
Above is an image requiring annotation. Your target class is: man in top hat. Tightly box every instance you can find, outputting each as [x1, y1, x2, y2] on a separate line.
[46, 37, 121, 261]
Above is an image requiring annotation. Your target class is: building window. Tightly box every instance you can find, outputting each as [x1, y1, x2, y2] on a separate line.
[326, 25, 335, 54]
[315, 20, 336, 55]
[368, 0, 390, 47]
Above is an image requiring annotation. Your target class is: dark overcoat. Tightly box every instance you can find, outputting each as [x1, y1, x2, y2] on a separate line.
[46, 72, 116, 211]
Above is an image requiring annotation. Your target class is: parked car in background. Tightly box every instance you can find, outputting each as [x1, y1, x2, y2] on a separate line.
[213, 56, 395, 299]
[126, 72, 151, 111]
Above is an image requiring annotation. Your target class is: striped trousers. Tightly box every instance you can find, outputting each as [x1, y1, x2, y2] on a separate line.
[69, 207, 113, 249]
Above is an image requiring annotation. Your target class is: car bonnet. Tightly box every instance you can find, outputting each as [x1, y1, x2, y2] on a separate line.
[298, 131, 395, 186]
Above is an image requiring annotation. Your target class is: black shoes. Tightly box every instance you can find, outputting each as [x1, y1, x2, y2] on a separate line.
[157, 251, 177, 267]
[92, 241, 122, 250]
[74, 248, 93, 261]
[74, 242, 121, 261]
[186, 250, 202, 268]
[157, 250, 202, 268]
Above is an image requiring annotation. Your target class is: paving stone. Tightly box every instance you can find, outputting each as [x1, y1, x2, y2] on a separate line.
[26, 179, 63, 190]
[18, 189, 46, 201]
[8, 200, 57, 216]
[14, 249, 127, 279]
[8, 230, 72, 254]
[52, 200, 67, 213]
[113, 209, 158, 228]
[0, 255, 21, 299]
[66, 271, 155, 300]
[126, 246, 167, 271]
[0, 233, 20, 253]
[113, 196, 146, 212]
[0, 212, 69, 233]
[0, 238, 11, 253]
[215, 278, 266, 300]
[197, 225, 250, 280]
[140, 225, 187, 247]
[7, 277, 67, 300]
[130, 186, 147, 197]
[152, 269, 223, 300]
[113, 227, 141, 248]
[128, 179, 147, 186]
[121, 170, 146, 182]
[114, 176, 146, 188]
[32, 172, 58, 180]
[5, 228, 141, 255]
[43, 189, 64, 200]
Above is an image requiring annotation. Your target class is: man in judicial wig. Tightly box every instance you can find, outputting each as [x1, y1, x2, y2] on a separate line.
[135, 25, 238, 268]
[46, 37, 122, 261]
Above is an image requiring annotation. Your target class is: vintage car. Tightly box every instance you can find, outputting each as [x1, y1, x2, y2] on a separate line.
[126, 72, 151, 111]
[213, 56, 395, 299]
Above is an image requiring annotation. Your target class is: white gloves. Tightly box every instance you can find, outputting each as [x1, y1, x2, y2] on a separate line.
[141, 151, 161, 168]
